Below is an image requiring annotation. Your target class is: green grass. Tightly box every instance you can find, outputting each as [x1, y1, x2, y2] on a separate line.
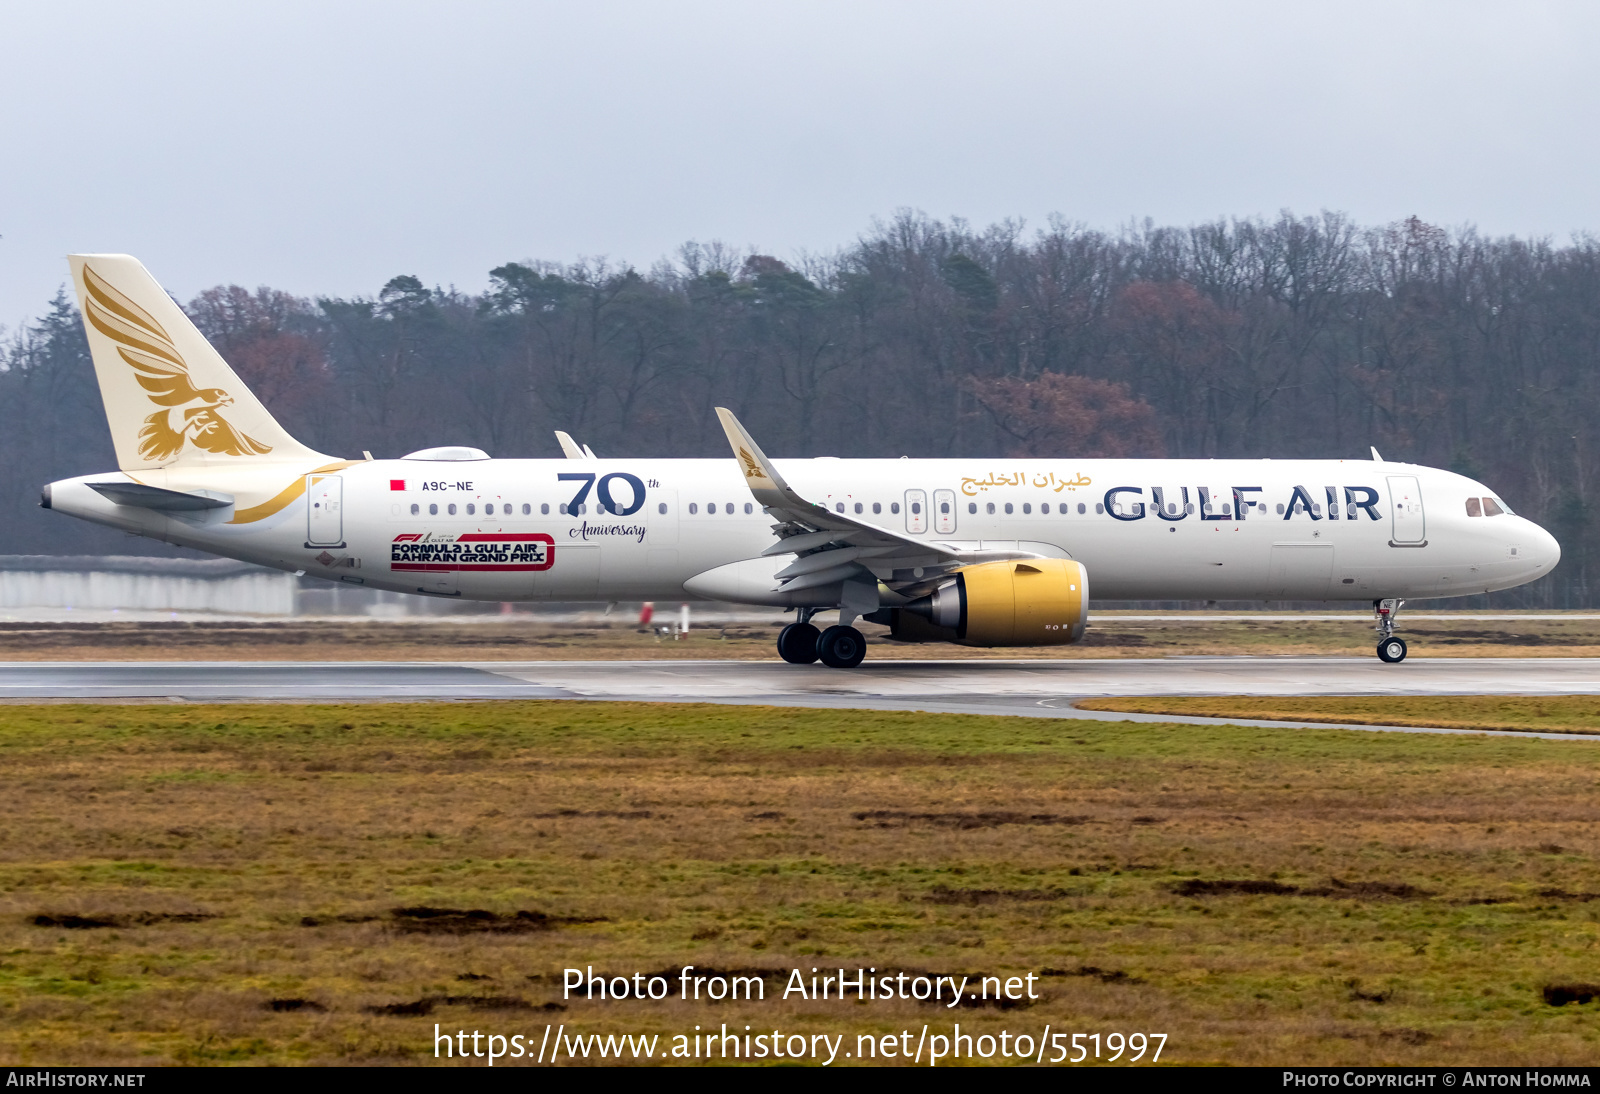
[1075, 695, 1600, 734]
[0, 701, 1598, 1066]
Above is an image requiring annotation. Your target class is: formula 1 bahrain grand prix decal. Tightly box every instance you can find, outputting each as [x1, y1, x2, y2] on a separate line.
[390, 533, 555, 573]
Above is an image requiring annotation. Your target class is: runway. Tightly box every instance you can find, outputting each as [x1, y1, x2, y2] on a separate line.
[4, 656, 1599, 739]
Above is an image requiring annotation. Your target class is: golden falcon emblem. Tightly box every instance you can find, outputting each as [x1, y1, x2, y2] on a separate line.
[80, 265, 272, 461]
[737, 446, 766, 480]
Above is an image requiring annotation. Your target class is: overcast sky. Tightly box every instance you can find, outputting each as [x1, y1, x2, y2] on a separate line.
[2, 0, 1597, 327]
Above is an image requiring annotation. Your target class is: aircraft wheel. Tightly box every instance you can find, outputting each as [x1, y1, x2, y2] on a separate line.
[1377, 637, 1408, 664]
[777, 622, 821, 664]
[816, 625, 867, 668]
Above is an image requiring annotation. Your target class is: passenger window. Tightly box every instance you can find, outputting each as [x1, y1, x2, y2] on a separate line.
[1276, 503, 1285, 514]
[541, 503, 549, 515]
[429, 503, 438, 516]
[448, 503, 457, 516]
[1022, 502, 1030, 514]
[912, 502, 921, 514]
[659, 502, 668, 515]
[1483, 497, 1504, 516]
[834, 502, 843, 513]
[466, 503, 475, 515]
[1004, 502, 1013, 515]
[1329, 503, 1339, 517]
[522, 503, 531, 515]
[940, 501, 950, 514]
[891, 502, 900, 514]
[689, 503, 698, 514]
[744, 503, 753, 514]
[727, 502, 735, 513]
[706, 503, 716, 514]
[854, 502, 863, 514]
[1040, 503, 1049, 514]
[410, 503, 419, 515]
[1078, 503, 1087, 514]
[986, 502, 995, 515]
[485, 503, 493, 515]
[1094, 503, 1104, 515]
[1466, 497, 1482, 517]
[872, 502, 881, 514]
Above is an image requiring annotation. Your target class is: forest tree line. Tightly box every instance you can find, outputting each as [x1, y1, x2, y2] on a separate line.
[3, 210, 1597, 605]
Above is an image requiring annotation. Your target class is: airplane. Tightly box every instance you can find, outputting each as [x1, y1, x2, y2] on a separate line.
[41, 255, 1561, 667]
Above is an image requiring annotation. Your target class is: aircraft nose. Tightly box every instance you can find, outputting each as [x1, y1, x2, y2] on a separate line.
[1532, 521, 1562, 574]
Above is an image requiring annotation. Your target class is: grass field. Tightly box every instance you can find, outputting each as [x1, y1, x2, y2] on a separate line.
[5, 612, 1600, 661]
[2, 700, 1599, 1066]
[1076, 696, 1600, 735]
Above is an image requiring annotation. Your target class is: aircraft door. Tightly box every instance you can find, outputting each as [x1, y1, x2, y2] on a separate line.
[307, 475, 343, 546]
[933, 488, 957, 534]
[904, 489, 928, 534]
[1388, 476, 1426, 544]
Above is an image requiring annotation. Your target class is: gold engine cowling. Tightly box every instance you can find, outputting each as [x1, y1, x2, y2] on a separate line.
[896, 558, 1089, 646]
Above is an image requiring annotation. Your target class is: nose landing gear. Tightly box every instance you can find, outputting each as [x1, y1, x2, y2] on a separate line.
[1374, 598, 1407, 663]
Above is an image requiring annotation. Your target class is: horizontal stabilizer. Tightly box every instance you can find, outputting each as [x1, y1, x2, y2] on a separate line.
[87, 481, 234, 511]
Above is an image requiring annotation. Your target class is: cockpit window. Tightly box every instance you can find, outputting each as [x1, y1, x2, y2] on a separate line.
[1483, 497, 1505, 516]
[1465, 497, 1482, 517]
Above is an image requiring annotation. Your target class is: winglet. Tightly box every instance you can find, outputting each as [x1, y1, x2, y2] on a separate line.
[554, 431, 586, 460]
[715, 407, 795, 510]
[1370, 446, 1384, 462]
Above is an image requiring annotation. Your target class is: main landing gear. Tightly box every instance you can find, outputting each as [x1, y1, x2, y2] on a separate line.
[777, 609, 866, 668]
[1374, 598, 1407, 663]
[777, 620, 820, 664]
[816, 625, 866, 668]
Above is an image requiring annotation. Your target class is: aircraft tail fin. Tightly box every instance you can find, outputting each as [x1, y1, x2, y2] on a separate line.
[68, 254, 329, 472]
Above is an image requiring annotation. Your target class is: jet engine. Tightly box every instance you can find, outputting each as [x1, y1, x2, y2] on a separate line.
[895, 558, 1089, 646]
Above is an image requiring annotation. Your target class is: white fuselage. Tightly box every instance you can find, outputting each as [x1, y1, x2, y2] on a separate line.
[46, 455, 1559, 605]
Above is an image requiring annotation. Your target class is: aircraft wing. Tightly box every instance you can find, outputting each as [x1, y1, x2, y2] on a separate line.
[714, 407, 1036, 596]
